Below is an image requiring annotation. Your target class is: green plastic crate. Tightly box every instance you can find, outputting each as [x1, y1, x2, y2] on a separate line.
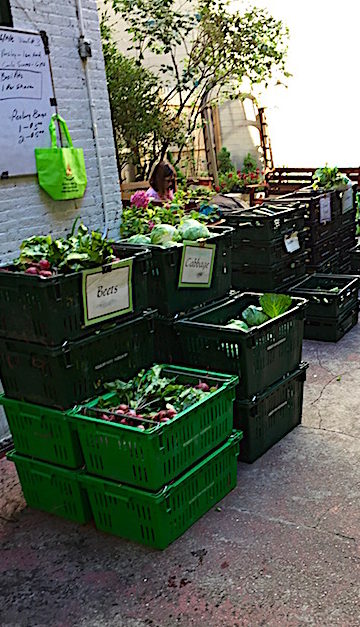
[304, 304, 359, 342]
[225, 204, 305, 242]
[70, 366, 238, 490]
[174, 292, 307, 397]
[0, 310, 155, 410]
[0, 245, 151, 346]
[350, 244, 360, 273]
[81, 432, 242, 549]
[0, 396, 83, 468]
[234, 363, 308, 463]
[289, 274, 359, 318]
[119, 226, 233, 316]
[7, 451, 92, 524]
[231, 252, 307, 292]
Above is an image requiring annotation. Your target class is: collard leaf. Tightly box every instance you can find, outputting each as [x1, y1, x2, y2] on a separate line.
[259, 293, 292, 319]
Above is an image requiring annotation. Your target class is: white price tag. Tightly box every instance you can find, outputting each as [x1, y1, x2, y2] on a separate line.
[284, 232, 300, 253]
[319, 194, 331, 223]
[342, 186, 353, 214]
[179, 243, 215, 288]
[82, 260, 133, 326]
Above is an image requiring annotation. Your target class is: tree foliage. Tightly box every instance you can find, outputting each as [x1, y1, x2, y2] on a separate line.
[105, 0, 289, 169]
[101, 19, 182, 179]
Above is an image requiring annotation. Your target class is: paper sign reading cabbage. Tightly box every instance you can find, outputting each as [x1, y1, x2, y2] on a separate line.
[178, 243, 216, 288]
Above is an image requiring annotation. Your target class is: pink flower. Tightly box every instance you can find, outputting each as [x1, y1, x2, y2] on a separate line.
[215, 185, 221, 192]
[130, 190, 149, 209]
[148, 220, 155, 231]
[228, 172, 233, 178]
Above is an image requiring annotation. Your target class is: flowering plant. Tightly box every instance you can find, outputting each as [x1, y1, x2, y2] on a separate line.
[130, 190, 150, 209]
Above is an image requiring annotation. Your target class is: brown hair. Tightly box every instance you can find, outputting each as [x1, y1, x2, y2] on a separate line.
[149, 161, 175, 197]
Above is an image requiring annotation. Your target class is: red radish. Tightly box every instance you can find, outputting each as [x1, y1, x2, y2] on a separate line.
[128, 409, 136, 416]
[160, 417, 170, 423]
[195, 382, 209, 392]
[118, 404, 128, 412]
[136, 414, 144, 419]
[166, 409, 177, 418]
[115, 409, 125, 415]
[38, 270, 52, 278]
[101, 413, 113, 421]
[39, 259, 51, 270]
[158, 410, 167, 420]
[120, 418, 127, 425]
[137, 425, 145, 431]
[25, 266, 38, 275]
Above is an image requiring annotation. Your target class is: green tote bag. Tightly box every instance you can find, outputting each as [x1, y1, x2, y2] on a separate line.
[35, 114, 87, 200]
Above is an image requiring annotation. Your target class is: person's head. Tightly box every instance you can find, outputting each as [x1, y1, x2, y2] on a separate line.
[149, 161, 175, 197]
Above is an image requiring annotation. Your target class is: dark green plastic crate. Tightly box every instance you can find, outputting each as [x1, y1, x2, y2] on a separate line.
[0, 395, 83, 468]
[70, 366, 238, 490]
[0, 310, 155, 410]
[234, 363, 307, 463]
[225, 203, 305, 243]
[119, 226, 233, 316]
[307, 252, 339, 275]
[7, 451, 92, 524]
[304, 303, 359, 342]
[0, 245, 151, 346]
[289, 274, 359, 318]
[81, 432, 242, 549]
[231, 252, 307, 292]
[232, 228, 307, 266]
[350, 244, 360, 272]
[305, 234, 337, 266]
[174, 292, 307, 397]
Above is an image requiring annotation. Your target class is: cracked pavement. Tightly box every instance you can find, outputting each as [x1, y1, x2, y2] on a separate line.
[0, 325, 360, 627]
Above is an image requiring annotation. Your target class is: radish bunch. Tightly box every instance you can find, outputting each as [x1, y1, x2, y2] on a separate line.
[25, 259, 53, 278]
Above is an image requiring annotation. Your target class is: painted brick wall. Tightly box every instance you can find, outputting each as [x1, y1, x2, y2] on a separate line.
[0, 0, 122, 440]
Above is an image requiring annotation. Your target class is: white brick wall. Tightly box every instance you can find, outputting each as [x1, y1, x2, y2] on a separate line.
[0, 0, 122, 440]
[0, 0, 122, 265]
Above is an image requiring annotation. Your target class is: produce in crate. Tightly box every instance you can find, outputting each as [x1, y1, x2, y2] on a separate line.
[81, 364, 217, 430]
[225, 293, 293, 331]
[7, 217, 116, 276]
[124, 219, 211, 247]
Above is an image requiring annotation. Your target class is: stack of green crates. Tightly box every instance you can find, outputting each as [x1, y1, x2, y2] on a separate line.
[3, 366, 241, 549]
[157, 291, 309, 463]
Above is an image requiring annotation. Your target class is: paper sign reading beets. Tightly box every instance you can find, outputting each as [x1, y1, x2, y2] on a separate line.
[178, 242, 216, 288]
[82, 260, 133, 326]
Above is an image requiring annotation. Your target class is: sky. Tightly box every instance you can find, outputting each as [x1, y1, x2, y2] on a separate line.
[233, 0, 360, 167]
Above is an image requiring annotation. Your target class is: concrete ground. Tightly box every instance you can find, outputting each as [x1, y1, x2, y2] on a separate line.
[1, 326, 360, 627]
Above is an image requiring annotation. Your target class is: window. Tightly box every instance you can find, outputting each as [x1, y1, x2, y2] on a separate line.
[0, 0, 13, 27]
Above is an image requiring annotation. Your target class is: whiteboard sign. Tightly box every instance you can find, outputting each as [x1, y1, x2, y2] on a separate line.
[0, 28, 55, 177]
[82, 261, 133, 326]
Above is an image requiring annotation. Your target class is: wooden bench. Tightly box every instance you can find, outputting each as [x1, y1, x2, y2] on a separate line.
[266, 167, 360, 195]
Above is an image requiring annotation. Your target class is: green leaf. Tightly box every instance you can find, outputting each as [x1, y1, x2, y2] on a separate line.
[259, 293, 292, 319]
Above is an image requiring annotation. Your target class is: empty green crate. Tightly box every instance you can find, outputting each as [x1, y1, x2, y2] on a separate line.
[234, 363, 308, 463]
[174, 292, 307, 397]
[0, 310, 155, 410]
[231, 253, 307, 292]
[7, 451, 92, 524]
[70, 366, 238, 490]
[0, 396, 83, 468]
[289, 274, 360, 318]
[304, 304, 359, 342]
[81, 432, 242, 549]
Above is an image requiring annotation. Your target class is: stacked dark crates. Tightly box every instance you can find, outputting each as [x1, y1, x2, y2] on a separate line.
[266, 185, 357, 274]
[157, 291, 309, 463]
[224, 203, 307, 292]
[289, 274, 359, 341]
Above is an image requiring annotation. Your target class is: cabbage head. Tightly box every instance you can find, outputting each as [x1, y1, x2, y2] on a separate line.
[127, 234, 151, 245]
[178, 219, 210, 241]
[242, 305, 269, 327]
[150, 224, 177, 245]
[225, 319, 249, 332]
